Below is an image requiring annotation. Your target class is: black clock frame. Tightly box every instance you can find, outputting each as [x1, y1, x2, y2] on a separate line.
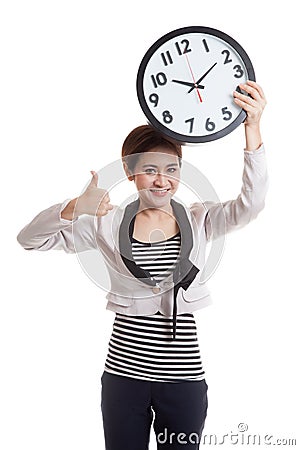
[136, 26, 256, 144]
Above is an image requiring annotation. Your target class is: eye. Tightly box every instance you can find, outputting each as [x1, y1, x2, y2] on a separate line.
[144, 167, 179, 175]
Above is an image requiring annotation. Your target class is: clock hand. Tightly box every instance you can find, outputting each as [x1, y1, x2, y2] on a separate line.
[172, 79, 205, 89]
[184, 53, 202, 103]
[187, 62, 218, 93]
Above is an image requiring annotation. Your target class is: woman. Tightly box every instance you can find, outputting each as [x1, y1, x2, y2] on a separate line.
[17, 81, 268, 449]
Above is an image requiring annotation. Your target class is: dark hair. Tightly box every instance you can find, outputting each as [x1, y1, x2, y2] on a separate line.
[122, 124, 182, 173]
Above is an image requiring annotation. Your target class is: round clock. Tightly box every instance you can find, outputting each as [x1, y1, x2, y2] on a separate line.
[136, 26, 255, 144]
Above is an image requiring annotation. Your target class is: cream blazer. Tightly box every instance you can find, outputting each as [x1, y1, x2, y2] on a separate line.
[17, 145, 269, 339]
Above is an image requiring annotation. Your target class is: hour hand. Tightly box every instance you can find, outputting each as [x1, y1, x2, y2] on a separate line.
[172, 79, 205, 89]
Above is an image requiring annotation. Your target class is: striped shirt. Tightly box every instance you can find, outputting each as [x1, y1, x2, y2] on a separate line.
[103, 231, 205, 382]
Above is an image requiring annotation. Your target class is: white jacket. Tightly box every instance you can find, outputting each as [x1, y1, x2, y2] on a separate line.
[17, 145, 269, 339]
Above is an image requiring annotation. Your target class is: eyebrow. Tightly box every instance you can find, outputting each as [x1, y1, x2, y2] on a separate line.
[142, 163, 179, 168]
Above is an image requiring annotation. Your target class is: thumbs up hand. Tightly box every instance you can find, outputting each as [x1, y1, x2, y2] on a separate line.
[75, 171, 114, 217]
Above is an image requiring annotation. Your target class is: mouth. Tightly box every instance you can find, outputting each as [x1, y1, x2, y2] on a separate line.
[149, 188, 171, 196]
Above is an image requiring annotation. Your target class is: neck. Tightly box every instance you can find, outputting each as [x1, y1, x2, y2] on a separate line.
[137, 198, 174, 220]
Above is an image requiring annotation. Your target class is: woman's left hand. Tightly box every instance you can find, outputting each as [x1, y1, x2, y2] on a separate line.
[233, 80, 267, 126]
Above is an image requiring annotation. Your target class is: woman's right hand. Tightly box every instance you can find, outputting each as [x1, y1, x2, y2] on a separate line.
[75, 171, 114, 217]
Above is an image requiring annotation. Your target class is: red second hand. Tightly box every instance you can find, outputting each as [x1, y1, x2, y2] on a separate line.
[185, 53, 202, 103]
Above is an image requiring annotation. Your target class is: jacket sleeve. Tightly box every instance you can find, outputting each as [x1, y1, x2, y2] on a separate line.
[16, 199, 100, 253]
[198, 144, 269, 242]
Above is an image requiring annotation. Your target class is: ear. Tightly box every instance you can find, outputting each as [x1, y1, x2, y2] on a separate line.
[123, 162, 134, 181]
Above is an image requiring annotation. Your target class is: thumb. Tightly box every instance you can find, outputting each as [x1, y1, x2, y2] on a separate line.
[88, 170, 98, 187]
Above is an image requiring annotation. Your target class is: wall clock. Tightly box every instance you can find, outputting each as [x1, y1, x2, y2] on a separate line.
[136, 26, 255, 143]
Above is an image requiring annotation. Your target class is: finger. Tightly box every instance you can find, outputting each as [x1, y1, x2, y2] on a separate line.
[233, 90, 256, 107]
[101, 195, 113, 208]
[89, 170, 98, 187]
[102, 192, 110, 203]
[96, 209, 108, 217]
[233, 96, 257, 112]
[238, 83, 261, 102]
[245, 80, 266, 101]
[96, 203, 114, 216]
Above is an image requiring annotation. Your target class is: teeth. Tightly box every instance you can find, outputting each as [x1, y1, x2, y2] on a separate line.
[151, 189, 168, 192]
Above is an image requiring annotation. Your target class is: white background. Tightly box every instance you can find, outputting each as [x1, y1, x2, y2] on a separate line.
[1, 0, 299, 448]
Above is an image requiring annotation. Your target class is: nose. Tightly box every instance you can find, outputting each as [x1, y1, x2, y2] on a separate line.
[154, 172, 168, 186]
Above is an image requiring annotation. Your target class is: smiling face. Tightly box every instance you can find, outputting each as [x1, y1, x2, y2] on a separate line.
[124, 146, 181, 209]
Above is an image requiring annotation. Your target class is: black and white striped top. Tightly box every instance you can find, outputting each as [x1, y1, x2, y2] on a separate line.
[103, 231, 205, 382]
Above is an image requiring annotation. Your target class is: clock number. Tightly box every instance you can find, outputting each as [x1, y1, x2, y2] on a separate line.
[175, 39, 192, 55]
[185, 118, 194, 133]
[161, 51, 173, 66]
[205, 118, 216, 132]
[162, 110, 173, 124]
[149, 93, 159, 107]
[221, 49, 233, 64]
[221, 107, 233, 121]
[233, 64, 244, 78]
[202, 39, 210, 53]
[151, 72, 167, 88]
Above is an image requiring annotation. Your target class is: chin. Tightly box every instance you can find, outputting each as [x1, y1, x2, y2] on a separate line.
[139, 190, 172, 206]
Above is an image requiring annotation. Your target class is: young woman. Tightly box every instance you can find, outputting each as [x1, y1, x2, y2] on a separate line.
[17, 81, 268, 449]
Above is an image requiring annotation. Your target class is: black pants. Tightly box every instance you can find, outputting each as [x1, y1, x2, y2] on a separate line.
[101, 371, 208, 450]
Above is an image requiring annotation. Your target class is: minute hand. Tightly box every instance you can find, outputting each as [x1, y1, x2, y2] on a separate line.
[187, 62, 218, 93]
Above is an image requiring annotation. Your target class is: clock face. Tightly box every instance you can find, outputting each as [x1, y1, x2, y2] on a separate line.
[137, 26, 255, 143]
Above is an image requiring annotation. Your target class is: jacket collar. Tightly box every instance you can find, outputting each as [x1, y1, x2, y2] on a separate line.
[118, 197, 197, 287]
